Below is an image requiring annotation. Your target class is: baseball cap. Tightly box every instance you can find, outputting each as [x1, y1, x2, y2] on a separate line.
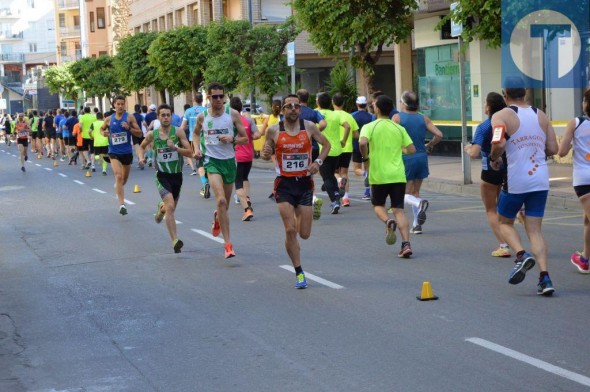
[356, 96, 367, 105]
[149, 104, 157, 111]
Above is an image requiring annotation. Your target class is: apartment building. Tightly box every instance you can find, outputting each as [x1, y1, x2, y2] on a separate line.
[54, 0, 82, 65]
[81, 0, 112, 58]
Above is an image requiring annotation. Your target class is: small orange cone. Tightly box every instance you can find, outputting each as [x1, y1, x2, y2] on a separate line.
[85, 170, 91, 177]
[133, 184, 141, 193]
[53, 161, 58, 166]
[417, 281, 439, 301]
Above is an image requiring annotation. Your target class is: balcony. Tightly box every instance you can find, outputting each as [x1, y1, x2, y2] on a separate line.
[0, 30, 23, 40]
[0, 8, 20, 18]
[57, 0, 80, 10]
[60, 50, 82, 63]
[59, 26, 81, 38]
[0, 53, 25, 63]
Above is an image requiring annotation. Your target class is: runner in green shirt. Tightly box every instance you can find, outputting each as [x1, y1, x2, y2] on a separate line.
[359, 94, 416, 258]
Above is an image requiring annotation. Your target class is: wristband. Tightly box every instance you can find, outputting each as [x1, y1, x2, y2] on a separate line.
[361, 156, 369, 162]
[314, 158, 323, 166]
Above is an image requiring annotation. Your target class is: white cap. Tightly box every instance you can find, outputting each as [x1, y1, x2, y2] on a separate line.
[356, 96, 367, 105]
[149, 104, 157, 110]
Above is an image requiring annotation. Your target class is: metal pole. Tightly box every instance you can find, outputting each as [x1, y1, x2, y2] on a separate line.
[248, 0, 255, 112]
[291, 66, 296, 94]
[458, 36, 471, 184]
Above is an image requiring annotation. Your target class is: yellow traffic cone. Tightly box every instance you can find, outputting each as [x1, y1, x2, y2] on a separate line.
[416, 281, 439, 301]
[133, 184, 141, 193]
[53, 161, 58, 166]
[85, 170, 91, 177]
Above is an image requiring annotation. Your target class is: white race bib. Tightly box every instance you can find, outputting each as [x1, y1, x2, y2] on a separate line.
[205, 128, 229, 145]
[157, 147, 178, 163]
[281, 153, 308, 172]
[17, 131, 28, 138]
[111, 132, 128, 145]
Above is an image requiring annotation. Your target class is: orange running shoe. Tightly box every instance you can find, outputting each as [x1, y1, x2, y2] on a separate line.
[242, 208, 254, 221]
[224, 242, 235, 258]
[211, 210, 220, 237]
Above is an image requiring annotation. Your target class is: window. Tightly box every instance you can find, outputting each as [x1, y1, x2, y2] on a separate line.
[166, 13, 173, 30]
[60, 42, 67, 54]
[73, 15, 80, 27]
[59, 13, 65, 28]
[89, 11, 95, 32]
[99, 51, 107, 56]
[29, 43, 37, 52]
[151, 19, 157, 32]
[27, 0, 34, 8]
[97, 7, 105, 29]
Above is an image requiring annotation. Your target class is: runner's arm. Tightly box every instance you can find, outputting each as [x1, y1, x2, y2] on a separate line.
[128, 114, 142, 137]
[174, 127, 194, 158]
[557, 118, 576, 157]
[192, 114, 203, 159]
[261, 125, 278, 161]
[137, 131, 153, 163]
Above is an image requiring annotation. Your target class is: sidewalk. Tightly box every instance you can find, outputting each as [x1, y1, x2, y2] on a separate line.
[252, 155, 579, 210]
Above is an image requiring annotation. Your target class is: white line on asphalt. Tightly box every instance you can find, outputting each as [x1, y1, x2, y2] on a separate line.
[35, 163, 41, 167]
[11, 154, 16, 157]
[176, 220, 182, 224]
[191, 228, 224, 244]
[123, 199, 135, 205]
[279, 265, 344, 289]
[466, 337, 590, 387]
[58, 173, 67, 177]
[44, 167, 52, 171]
[549, 177, 571, 182]
[92, 188, 106, 194]
[73, 180, 84, 185]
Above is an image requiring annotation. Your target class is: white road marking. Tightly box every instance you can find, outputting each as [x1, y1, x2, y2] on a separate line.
[176, 220, 182, 224]
[73, 180, 84, 185]
[466, 337, 590, 387]
[44, 167, 52, 171]
[549, 177, 571, 182]
[191, 228, 224, 244]
[35, 163, 41, 167]
[280, 265, 344, 289]
[58, 173, 68, 177]
[92, 188, 106, 194]
[123, 199, 135, 205]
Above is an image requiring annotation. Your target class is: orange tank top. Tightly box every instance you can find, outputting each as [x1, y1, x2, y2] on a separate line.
[275, 119, 312, 177]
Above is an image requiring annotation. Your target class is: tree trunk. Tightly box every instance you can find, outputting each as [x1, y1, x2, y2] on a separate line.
[159, 89, 167, 104]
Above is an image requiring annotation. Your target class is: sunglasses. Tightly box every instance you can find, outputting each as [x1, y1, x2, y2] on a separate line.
[210, 94, 225, 100]
[282, 103, 301, 110]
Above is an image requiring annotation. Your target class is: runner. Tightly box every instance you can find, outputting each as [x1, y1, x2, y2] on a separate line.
[360, 94, 416, 257]
[192, 82, 248, 258]
[79, 107, 97, 170]
[100, 96, 142, 215]
[65, 110, 79, 164]
[393, 90, 442, 234]
[464, 92, 510, 257]
[557, 88, 590, 274]
[332, 93, 357, 207]
[261, 94, 331, 288]
[132, 104, 146, 170]
[229, 96, 262, 221]
[43, 110, 56, 160]
[138, 104, 193, 253]
[89, 112, 109, 175]
[490, 76, 558, 296]
[182, 93, 208, 193]
[352, 96, 373, 200]
[15, 113, 30, 172]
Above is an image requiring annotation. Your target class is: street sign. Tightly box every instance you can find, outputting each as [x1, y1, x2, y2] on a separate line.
[450, 2, 463, 37]
[287, 42, 295, 66]
[23, 83, 36, 90]
[28, 89, 37, 95]
[63, 100, 75, 104]
[0, 99, 6, 110]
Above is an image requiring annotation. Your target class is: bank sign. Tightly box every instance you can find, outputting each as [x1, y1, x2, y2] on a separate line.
[501, 0, 589, 88]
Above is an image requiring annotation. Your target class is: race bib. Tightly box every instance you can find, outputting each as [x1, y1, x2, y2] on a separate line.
[17, 131, 28, 138]
[157, 147, 178, 163]
[205, 128, 229, 145]
[281, 153, 308, 172]
[111, 132, 128, 145]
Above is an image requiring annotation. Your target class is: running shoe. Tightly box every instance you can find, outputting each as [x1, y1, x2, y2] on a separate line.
[508, 252, 535, 285]
[102, 171, 107, 176]
[24, 155, 28, 161]
[398, 243, 413, 258]
[516, 208, 525, 224]
[362, 189, 371, 200]
[417, 199, 429, 225]
[234, 193, 240, 204]
[91, 165, 96, 172]
[312, 197, 323, 220]
[224, 242, 235, 258]
[203, 183, 211, 199]
[385, 219, 397, 245]
[338, 177, 347, 197]
[342, 197, 350, 207]
[20, 166, 25, 172]
[387, 207, 394, 214]
[60, 156, 66, 162]
[155, 201, 165, 224]
[211, 210, 220, 237]
[190, 170, 197, 176]
[119, 205, 128, 216]
[410, 225, 422, 234]
[330, 201, 340, 214]
[242, 208, 254, 221]
[173, 239, 183, 254]
[570, 252, 590, 274]
[295, 272, 308, 289]
[537, 275, 555, 296]
[491, 246, 511, 258]
[148, 159, 153, 167]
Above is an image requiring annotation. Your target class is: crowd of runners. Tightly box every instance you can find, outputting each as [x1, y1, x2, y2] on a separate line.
[1, 77, 589, 295]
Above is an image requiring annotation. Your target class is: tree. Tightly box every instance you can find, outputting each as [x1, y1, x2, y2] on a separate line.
[436, 0, 501, 48]
[147, 25, 208, 98]
[115, 32, 165, 102]
[44, 63, 80, 103]
[293, 0, 417, 94]
[326, 62, 358, 112]
[70, 56, 127, 107]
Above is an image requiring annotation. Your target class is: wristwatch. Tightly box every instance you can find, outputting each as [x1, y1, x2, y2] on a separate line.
[314, 158, 323, 166]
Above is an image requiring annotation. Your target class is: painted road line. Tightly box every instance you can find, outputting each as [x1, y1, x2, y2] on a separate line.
[466, 337, 590, 387]
[73, 180, 84, 185]
[437, 205, 483, 213]
[35, 163, 41, 167]
[123, 198, 135, 205]
[280, 265, 344, 289]
[44, 167, 52, 171]
[92, 188, 106, 194]
[176, 220, 182, 224]
[542, 214, 583, 222]
[58, 173, 67, 178]
[549, 177, 571, 182]
[191, 228, 224, 244]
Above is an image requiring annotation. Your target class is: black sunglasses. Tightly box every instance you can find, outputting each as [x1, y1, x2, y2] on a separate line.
[210, 94, 225, 100]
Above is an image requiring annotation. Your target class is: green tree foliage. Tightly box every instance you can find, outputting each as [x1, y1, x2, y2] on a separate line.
[70, 56, 127, 106]
[292, 0, 417, 93]
[436, 0, 502, 48]
[326, 62, 358, 112]
[147, 25, 208, 97]
[45, 63, 79, 102]
[115, 32, 164, 93]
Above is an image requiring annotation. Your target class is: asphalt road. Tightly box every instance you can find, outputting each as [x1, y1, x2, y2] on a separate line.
[1, 143, 590, 392]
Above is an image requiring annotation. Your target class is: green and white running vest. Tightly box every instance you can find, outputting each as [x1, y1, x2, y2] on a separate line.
[154, 126, 182, 174]
[200, 106, 237, 160]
